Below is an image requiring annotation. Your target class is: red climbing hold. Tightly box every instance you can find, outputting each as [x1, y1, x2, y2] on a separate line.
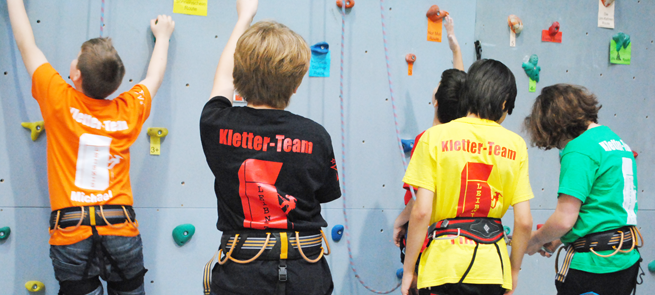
[548, 22, 560, 35]
[426, 5, 449, 22]
[633, 151, 638, 158]
[336, 0, 354, 9]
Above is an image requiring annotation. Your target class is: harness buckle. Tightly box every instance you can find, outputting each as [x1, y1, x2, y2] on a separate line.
[278, 265, 288, 282]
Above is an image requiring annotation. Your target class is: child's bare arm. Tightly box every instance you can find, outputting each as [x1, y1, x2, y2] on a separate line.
[139, 15, 175, 98]
[7, 0, 48, 76]
[209, 0, 258, 101]
[443, 16, 464, 71]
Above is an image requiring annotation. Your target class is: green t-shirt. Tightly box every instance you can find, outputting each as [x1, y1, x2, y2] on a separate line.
[558, 125, 640, 273]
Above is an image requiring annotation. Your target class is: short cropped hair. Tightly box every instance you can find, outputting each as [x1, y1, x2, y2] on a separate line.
[233, 21, 311, 109]
[78, 38, 125, 100]
[459, 59, 517, 121]
[435, 69, 466, 124]
[523, 84, 601, 150]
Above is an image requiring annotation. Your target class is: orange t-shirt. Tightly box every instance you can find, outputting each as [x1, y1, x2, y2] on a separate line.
[32, 63, 152, 245]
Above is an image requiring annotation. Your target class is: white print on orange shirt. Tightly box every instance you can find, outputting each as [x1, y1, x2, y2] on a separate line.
[70, 190, 113, 203]
[135, 90, 145, 105]
[75, 134, 113, 191]
[70, 108, 128, 132]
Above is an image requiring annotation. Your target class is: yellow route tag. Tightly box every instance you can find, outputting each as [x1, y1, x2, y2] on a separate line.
[147, 127, 168, 156]
[173, 0, 208, 16]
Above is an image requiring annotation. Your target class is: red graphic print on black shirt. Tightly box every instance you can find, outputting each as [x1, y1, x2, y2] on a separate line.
[238, 159, 297, 229]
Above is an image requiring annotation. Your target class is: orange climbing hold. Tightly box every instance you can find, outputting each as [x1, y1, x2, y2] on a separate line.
[405, 54, 416, 76]
[336, 0, 354, 9]
[426, 5, 448, 22]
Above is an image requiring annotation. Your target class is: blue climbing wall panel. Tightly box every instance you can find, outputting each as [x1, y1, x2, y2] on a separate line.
[0, 0, 652, 294]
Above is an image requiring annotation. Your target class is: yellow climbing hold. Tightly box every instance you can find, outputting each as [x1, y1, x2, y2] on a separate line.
[21, 121, 45, 141]
[25, 281, 45, 292]
[147, 127, 168, 155]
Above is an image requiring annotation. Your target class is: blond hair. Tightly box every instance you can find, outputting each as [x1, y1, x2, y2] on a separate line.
[78, 37, 125, 99]
[233, 21, 311, 109]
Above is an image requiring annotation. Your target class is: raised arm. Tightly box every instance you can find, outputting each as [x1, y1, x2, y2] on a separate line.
[138, 15, 175, 98]
[7, 0, 48, 76]
[209, 0, 258, 100]
[443, 16, 464, 71]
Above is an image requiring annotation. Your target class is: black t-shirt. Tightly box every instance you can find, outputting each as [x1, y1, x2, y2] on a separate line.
[200, 96, 341, 232]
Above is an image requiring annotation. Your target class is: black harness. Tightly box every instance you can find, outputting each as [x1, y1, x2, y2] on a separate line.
[203, 230, 329, 295]
[427, 217, 506, 284]
[50, 205, 146, 295]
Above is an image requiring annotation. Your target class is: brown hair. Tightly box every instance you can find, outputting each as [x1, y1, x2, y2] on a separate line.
[233, 21, 311, 109]
[524, 84, 602, 150]
[77, 37, 125, 99]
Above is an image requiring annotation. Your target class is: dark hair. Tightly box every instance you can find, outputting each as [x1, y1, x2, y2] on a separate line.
[77, 37, 125, 100]
[458, 59, 517, 121]
[435, 69, 466, 124]
[523, 84, 601, 150]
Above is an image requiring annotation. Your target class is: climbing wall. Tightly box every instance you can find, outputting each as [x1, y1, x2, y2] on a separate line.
[0, 0, 651, 294]
[476, 0, 655, 293]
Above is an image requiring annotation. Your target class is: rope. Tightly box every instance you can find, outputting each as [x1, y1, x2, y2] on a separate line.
[339, 2, 400, 294]
[100, 0, 105, 37]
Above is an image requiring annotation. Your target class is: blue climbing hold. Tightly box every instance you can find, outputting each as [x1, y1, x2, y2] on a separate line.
[331, 224, 344, 242]
[396, 268, 403, 279]
[401, 139, 415, 153]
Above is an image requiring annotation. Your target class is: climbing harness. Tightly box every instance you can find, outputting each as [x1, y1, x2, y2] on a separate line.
[202, 230, 331, 295]
[50, 205, 145, 294]
[427, 217, 506, 284]
[555, 226, 644, 283]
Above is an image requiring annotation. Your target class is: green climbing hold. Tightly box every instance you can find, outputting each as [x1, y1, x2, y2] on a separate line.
[172, 224, 195, 246]
[522, 54, 541, 82]
[648, 260, 655, 273]
[613, 32, 631, 52]
[25, 281, 45, 292]
[0, 226, 10, 240]
[503, 226, 511, 236]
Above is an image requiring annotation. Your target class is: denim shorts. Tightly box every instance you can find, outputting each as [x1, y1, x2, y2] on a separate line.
[50, 234, 146, 295]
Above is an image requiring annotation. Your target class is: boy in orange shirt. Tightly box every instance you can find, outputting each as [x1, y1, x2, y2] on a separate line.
[7, 0, 175, 294]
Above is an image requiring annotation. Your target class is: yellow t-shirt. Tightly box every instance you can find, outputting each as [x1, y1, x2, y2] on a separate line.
[402, 117, 534, 290]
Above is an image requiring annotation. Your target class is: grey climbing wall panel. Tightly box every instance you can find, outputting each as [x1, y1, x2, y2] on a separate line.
[477, 0, 655, 293]
[1, 0, 652, 294]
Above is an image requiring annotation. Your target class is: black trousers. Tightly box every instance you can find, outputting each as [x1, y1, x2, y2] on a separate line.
[555, 260, 641, 295]
[419, 284, 505, 295]
[211, 257, 333, 295]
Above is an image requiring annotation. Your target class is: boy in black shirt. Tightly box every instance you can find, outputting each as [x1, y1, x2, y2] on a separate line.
[199, 1, 341, 294]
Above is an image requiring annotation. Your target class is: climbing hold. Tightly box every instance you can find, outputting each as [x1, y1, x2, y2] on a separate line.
[336, 0, 354, 9]
[503, 226, 511, 236]
[537, 224, 544, 230]
[401, 139, 415, 153]
[172, 224, 195, 246]
[507, 15, 523, 34]
[25, 281, 45, 292]
[0, 226, 10, 240]
[147, 127, 168, 155]
[21, 121, 45, 141]
[522, 54, 541, 83]
[632, 151, 638, 159]
[548, 22, 560, 36]
[648, 260, 655, 273]
[541, 22, 562, 43]
[426, 5, 448, 22]
[405, 54, 416, 76]
[612, 32, 631, 52]
[601, 0, 615, 7]
[331, 224, 344, 242]
[396, 268, 403, 279]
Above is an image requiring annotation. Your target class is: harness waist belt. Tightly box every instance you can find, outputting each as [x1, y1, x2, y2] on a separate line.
[572, 226, 634, 252]
[428, 217, 505, 244]
[220, 230, 323, 261]
[49, 205, 136, 230]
